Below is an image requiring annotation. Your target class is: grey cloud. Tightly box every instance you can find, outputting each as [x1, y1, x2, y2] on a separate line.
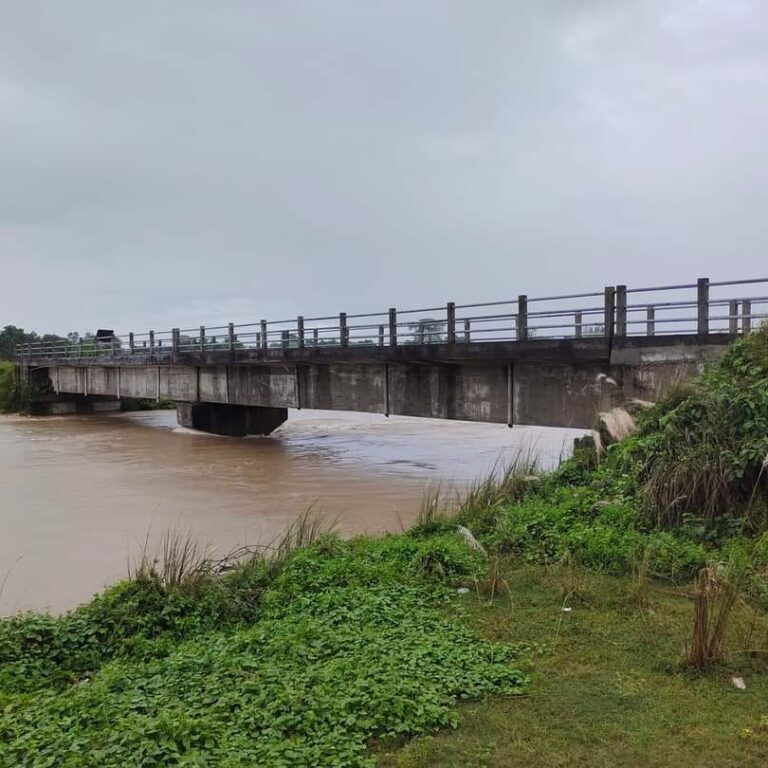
[1, 1, 767, 334]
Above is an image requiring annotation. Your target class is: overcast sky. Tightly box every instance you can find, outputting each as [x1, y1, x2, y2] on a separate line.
[2, 1, 766, 334]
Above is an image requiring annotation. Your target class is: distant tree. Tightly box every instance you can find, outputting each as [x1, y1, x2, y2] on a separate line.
[406, 319, 446, 344]
[0, 326, 44, 360]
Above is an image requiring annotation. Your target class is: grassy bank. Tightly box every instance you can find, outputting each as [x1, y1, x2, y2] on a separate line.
[0, 526, 526, 767]
[2, 328, 768, 766]
[381, 564, 768, 767]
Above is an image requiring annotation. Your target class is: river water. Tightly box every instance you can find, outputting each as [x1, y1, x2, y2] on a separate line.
[0, 410, 585, 614]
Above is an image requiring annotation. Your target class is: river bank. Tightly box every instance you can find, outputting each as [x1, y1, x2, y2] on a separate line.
[2, 327, 768, 765]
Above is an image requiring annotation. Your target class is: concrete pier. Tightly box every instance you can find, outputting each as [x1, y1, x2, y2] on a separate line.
[177, 402, 288, 436]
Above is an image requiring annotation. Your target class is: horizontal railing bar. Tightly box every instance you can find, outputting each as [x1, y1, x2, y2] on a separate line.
[299, 314, 339, 322]
[526, 291, 605, 303]
[709, 277, 768, 288]
[624, 282, 698, 294]
[625, 300, 697, 310]
[396, 306, 446, 316]
[344, 311, 389, 320]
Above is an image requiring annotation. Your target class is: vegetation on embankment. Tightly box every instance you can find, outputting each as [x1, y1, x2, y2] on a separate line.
[0, 523, 526, 767]
[2, 328, 768, 766]
[0, 361, 31, 414]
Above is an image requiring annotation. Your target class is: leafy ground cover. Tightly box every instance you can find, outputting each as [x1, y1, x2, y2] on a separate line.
[0, 535, 526, 767]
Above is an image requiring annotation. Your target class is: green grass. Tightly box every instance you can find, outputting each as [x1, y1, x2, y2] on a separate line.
[379, 563, 768, 768]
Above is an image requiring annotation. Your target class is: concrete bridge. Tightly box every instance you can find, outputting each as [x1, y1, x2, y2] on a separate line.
[17, 277, 766, 435]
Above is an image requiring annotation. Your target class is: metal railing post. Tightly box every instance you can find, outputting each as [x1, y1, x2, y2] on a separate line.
[129, 332, 134, 354]
[697, 277, 710, 335]
[729, 300, 739, 334]
[517, 295, 528, 341]
[464, 319, 471, 343]
[646, 307, 656, 336]
[339, 312, 348, 347]
[198, 326, 205, 353]
[172, 328, 179, 354]
[228, 323, 235, 352]
[149, 330, 155, 355]
[742, 299, 752, 333]
[389, 308, 397, 347]
[281, 329, 289, 350]
[575, 311, 582, 338]
[615, 285, 627, 338]
[313, 328, 319, 347]
[260, 320, 268, 351]
[604, 287, 615, 340]
[297, 316, 305, 350]
[378, 325, 384, 347]
[446, 302, 456, 344]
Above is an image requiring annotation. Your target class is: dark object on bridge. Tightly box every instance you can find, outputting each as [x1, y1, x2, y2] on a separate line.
[95, 330, 115, 343]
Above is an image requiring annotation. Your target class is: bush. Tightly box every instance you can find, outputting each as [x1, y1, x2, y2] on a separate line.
[488, 486, 707, 578]
[604, 326, 768, 529]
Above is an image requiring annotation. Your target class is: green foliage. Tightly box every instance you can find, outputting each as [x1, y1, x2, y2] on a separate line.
[603, 326, 768, 529]
[488, 485, 707, 578]
[0, 325, 67, 361]
[0, 533, 524, 767]
[0, 362, 31, 413]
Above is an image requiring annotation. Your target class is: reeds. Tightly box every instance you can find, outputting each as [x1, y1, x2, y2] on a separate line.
[414, 451, 541, 536]
[130, 527, 212, 591]
[686, 564, 742, 669]
[128, 508, 332, 594]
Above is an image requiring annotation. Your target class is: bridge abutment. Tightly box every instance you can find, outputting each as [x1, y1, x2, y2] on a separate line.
[176, 402, 288, 436]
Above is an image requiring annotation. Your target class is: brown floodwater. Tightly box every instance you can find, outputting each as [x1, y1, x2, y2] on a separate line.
[0, 409, 585, 614]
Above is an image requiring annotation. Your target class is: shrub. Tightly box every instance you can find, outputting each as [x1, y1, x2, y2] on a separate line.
[605, 327, 768, 530]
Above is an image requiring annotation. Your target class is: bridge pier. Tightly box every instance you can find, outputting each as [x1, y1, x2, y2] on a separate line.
[176, 402, 288, 437]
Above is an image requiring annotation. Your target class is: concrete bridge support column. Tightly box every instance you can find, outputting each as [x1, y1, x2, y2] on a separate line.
[176, 402, 288, 437]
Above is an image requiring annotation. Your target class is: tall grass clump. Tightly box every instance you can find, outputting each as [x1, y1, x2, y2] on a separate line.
[686, 558, 746, 669]
[130, 527, 212, 592]
[411, 451, 542, 539]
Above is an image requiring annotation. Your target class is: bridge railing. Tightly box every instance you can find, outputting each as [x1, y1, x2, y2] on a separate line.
[621, 278, 768, 337]
[14, 276, 768, 361]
